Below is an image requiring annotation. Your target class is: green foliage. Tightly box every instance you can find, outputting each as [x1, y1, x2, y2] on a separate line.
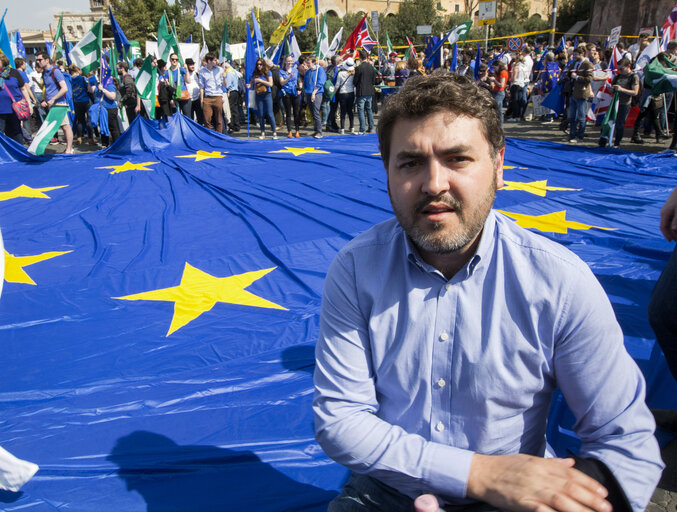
[381, 0, 446, 46]
[111, 0, 182, 47]
[556, 0, 592, 33]
[498, 0, 529, 21]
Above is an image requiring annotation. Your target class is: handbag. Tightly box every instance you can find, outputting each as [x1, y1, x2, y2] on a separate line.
[255, 81, 268, 95]
[3, 85, 31, 120]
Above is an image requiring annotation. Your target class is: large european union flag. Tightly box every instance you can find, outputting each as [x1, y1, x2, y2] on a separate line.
[0, 116, 675, 510]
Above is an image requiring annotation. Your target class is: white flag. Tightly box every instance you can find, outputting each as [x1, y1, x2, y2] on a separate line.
[200, 42, 209, 60]
[326, 28, 343, 58]
[635, 37, 660, 72]
[194, 0, 213, 31]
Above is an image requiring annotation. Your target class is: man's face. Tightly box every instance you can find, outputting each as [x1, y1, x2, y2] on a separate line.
[206, 58, 215, 69]
[387, 112, 504, 257]
[187, 63, 195, 73]
[35, 56, 47, 70]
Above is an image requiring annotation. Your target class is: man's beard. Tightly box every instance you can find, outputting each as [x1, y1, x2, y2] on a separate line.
[389, 181, 496, 255]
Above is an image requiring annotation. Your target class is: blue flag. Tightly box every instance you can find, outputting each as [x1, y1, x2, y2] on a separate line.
[45, 40, 53, 57]
[250, 10, 265, 58]
[487, 50, 505, 72]
[423, 35, 441, 70]
[555, 35, 566, 52]
[15, 30, 26, 59]
[109, 5, 130, 58]
[0, 17, 14, 68]
[61, 29, 72, 66]
[245, 20, 256, 107]
[450, 43, 457, 72]
[0, 114, 674, 511]
[473, 42, 481, 80]
[541, 81, 566, 115]
[185, 34, 192, 43]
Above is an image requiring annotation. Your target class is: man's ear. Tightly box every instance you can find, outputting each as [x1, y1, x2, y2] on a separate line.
[496, 146, 505, 189]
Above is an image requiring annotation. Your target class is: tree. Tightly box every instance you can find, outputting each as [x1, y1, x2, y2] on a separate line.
[556, 0, 592, 33]
[111, 0, 182, 46]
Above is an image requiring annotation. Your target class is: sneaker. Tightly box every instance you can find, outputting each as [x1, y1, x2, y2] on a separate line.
[272, 133, 278, 140]
[568, 138, 578, 144]
[506, 118, 518, 123]
[356, 131, 365, 135]
[350, 128, 355, 134]
[313, 132, 323, 139]
[631, 136, 644, 144]
[340, 129, 345, 135]
[259, 133, 265, 140]
[541, 119, 553, 124]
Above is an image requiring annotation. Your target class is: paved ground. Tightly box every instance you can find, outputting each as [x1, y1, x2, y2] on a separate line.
[40, 114, 677, 508]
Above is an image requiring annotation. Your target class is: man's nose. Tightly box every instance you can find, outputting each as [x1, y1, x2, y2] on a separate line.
[421, 159, 450, 196]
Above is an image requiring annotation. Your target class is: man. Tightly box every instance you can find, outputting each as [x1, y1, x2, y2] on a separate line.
[198, 52, 226, 133]
[567, 47, 593, 143]
[36, 51, 73, 154]
[184, 58, 204, 125]
[353, 49, 378, 134]
[117, 62, 140, 125]
[628, 33, 649, 61]
[604, 58, 639, 148]
[313, 73, 663, 512]
[382, 52, 398, 85]
[303, 56, 325, 138]
[222, 60, 240, 133]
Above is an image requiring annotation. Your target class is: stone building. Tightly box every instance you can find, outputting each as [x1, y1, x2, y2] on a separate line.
[589, 0, 675, 37]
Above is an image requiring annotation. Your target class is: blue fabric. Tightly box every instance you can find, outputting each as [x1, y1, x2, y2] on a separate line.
[314, 211, 663, 510]
[303, 66, 326, 95]
[168, 67, 187, 91]
[0, 69, 24, 114]
[44, 65, 66, 104]
[0, 115, 675, 510]
[71, 74, 91, 104]
[101, 82, 118, 109]
[109, 4, 130, 57]
[541, 82, 566, 116]
[279, 67, 298, 96]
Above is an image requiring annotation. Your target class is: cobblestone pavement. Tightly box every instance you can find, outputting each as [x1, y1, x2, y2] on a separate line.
[39, 113, 677, 508]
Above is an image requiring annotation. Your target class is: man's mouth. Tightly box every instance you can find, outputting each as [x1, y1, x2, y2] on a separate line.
[416, 199, 460, 222]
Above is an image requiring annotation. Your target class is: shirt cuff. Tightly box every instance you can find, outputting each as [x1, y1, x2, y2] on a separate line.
[421, 442, 474, 498]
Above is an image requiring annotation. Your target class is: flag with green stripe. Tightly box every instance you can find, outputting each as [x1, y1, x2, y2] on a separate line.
[70, 19, 103, 75]
[135, 55, 157, 120]
[314, 12, 329, 61]
[386, 32, 394, 55]
[220, 20, 231, 62]
[600, 91, 619, 146]
[158, 13, 181, 63]
[28, 105, 69, 156]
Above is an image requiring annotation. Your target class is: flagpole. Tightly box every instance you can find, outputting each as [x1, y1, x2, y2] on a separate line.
[663, 93, 670, 136]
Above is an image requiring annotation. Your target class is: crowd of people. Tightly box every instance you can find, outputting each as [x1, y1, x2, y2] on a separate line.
[0, 32, 676, 151]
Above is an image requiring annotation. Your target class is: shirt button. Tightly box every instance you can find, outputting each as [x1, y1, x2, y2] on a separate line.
[445, 283, 452, 291]
[437, 378, 446, 388]
[435, 421, 445, 432]
[439, 332, 449, 341]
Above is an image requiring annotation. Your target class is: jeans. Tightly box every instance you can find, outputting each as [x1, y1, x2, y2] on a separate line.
[521, 82, 529, 118]
[649, 246, 677, 381]
[306, 92, 323, 134]
[510, 84, 525, 119]
[613, 103, 631, 145]
[356, 95, 374, 132]
[177, 99, 192, 116]
[255, 92, 276, 134]
[321, 97, 330, 126]
[492, 90, 505, 126]
[568, 97, 588, 140]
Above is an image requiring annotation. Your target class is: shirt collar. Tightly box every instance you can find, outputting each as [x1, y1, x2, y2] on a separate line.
[403, 210, 497, 281]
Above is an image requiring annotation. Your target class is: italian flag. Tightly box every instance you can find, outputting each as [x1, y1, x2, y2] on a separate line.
[600, 91, 619, 146]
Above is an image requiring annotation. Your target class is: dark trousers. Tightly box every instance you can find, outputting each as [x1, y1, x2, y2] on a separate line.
[102, 107, 120, 146]
[74, 101, 93, 138]
[190, 99, 204, 125]
[327, 96, 340, 131]
[338, 92, 355, 130]
[281, 93, 300, 132]
[177, 99, 192, 116]
[649, 246, 677, 380]
[228, 90, 241, 130]
[124, 104, 137, 125]
[306, 92, 323, 134]
[613, 103, 631, 145]
[0, 112, 23, 144]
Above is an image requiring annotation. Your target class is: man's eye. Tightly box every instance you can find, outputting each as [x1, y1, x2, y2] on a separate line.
[400, 160, 419, 169]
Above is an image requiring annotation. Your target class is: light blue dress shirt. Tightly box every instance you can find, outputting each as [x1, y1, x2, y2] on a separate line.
[224, 70, 239, 93]
[198, 65, 224, 97]
[313, 211, 663, 511]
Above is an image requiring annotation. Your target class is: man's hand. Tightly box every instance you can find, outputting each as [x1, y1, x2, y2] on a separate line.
[467, 454, 611, 512]
[659, 186, 677, 242]
[414, 494, 442, 512]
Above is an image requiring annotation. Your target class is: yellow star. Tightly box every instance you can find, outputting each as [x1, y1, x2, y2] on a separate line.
[269, 147, 330, 157]
[115, 263, 287, 336]
[503, 166, 528, 169]
[501, 180, 581, 197]
[176, 151, 227, 162]
[96, 161, 159, 174]
[497, 210, 617, 234]
[4, 250, 72, 285]
[0, 184, 68, 202]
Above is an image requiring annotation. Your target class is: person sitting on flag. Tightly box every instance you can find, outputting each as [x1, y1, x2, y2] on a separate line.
[36, 51, 73, 154]
[0, 53, 31, 145]
[313, 72, 663, 512]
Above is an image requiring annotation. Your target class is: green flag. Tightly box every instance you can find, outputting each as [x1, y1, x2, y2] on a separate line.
[446, 21, 472, 46]
[53, 13, 64, 60]
[157, 13, 180, 62]
[644, 55, 677, 95]
[219, 20, 231, 62]
[386, 32, 394, 55]
[28, 105, 69, 156]
[70, 19, 103, 75]
[135, 55, 157, 120]
[314, 12, 329, 60]
[110, 45, 119, 80]
[600, 91, 619, 145]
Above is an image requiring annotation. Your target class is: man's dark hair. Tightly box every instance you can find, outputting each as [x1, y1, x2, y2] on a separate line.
[117, 61, 129, 71]
[377, 73, 504, 168]
[204, 52, 216, 62]
[37, 51, 50, 61]
[134, 58, 143, 67]
[358, 49, 368, 61]
[185, 58, 195, 65]
[618, 57, 631, 68]
[667, 40, 677, 52]
[157, 59, 166, 69]
[15, 57, 25, 67]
